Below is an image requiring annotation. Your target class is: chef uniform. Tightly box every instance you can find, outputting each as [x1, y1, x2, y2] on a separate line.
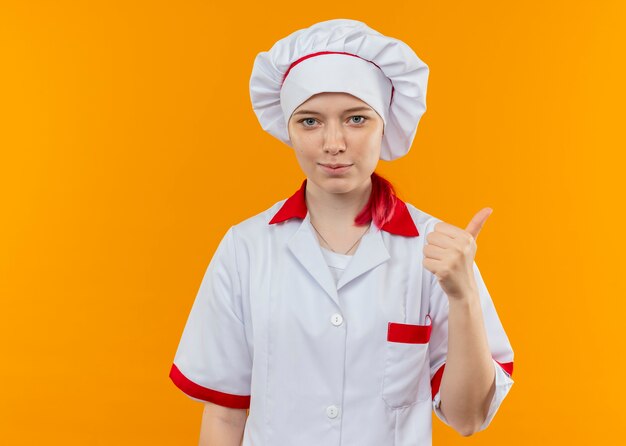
[169, 18, 515, 446]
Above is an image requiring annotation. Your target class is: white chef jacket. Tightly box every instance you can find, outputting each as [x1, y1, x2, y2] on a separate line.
[169, 179, 515, 445]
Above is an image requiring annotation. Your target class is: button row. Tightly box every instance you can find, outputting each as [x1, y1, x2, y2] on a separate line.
[327, 315, 343, 419]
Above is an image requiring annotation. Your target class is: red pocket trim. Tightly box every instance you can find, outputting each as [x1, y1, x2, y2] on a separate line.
[387, 321, 432, 344]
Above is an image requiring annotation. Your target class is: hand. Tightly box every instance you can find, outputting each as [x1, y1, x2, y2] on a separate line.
[422, 208, 493, 300]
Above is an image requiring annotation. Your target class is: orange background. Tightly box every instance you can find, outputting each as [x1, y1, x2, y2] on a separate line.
[1, 1, 625, 444]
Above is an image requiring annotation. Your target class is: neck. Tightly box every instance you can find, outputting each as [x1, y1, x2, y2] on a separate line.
[305, 177, 372, 229]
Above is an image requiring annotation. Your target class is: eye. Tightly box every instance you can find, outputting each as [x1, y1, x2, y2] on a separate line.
[299, 118, 318, 128]
[350, 116, 367, 124]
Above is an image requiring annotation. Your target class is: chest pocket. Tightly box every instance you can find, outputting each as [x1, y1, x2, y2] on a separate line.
[381, 315, 432, 408]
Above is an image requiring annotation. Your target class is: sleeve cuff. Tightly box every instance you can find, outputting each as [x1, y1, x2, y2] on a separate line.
[432, 358, 514, 431]
[476, 358, 515, 432]
[432, 387, 451, 426]
[169, 363, 251, 409]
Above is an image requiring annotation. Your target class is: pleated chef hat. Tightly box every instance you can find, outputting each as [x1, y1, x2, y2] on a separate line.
[249, 18, 429, 161]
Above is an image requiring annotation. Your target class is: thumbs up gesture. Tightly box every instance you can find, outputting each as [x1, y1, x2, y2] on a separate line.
[422, 208, 493, 301]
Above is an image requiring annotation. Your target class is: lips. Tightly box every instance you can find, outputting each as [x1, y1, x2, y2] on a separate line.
[319, 163, 353, 175]
[320, 163, 352, 168]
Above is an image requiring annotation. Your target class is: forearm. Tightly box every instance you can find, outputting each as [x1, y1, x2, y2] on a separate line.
[439, 290, 495, 436]
[198, 405, 248, 446]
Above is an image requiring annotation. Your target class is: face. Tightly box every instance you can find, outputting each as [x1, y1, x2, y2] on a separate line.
[287, 92, 384, 195]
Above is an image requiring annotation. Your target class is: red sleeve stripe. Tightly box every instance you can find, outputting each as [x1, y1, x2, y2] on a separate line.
[431, 363, 446, 400]
[430, 360, 514, 401]
[495, 360, 514, 377]
[169, 363, 251, 409]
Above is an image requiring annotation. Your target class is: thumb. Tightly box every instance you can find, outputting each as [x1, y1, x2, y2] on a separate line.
[465, 207, 493, 241]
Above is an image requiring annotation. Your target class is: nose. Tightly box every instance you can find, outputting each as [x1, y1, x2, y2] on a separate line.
[323, 122, 346, 155]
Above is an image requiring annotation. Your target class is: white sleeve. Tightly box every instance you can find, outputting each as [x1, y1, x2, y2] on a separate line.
[428, 260, 515, 431]
[169, 226, 252, 409]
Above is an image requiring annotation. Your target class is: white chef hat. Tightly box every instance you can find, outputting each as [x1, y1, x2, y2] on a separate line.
[249, 18, 429, 161]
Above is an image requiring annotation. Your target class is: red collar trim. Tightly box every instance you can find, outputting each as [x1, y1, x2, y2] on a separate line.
[269, 179, 419, 237]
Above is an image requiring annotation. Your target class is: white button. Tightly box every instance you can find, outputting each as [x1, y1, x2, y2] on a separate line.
[330, 313, 343, 326]
[326, 405, 340, 418]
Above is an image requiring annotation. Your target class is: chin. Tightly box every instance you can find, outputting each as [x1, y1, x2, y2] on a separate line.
[314, 176, 359, 194]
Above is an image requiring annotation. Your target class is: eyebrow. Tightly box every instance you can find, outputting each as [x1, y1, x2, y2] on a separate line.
[292, 106, 374, 116]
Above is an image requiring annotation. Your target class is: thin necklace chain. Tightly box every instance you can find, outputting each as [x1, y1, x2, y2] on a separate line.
[310, 220, 372, 255]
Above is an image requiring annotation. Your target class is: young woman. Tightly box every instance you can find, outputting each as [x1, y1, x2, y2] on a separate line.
[169, 18, 515, 446]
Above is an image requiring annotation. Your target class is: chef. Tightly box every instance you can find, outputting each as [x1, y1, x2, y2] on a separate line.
[169, 18, 515, 446]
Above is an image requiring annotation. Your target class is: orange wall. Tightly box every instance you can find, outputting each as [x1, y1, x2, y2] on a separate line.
[1, 1, 624, 444]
